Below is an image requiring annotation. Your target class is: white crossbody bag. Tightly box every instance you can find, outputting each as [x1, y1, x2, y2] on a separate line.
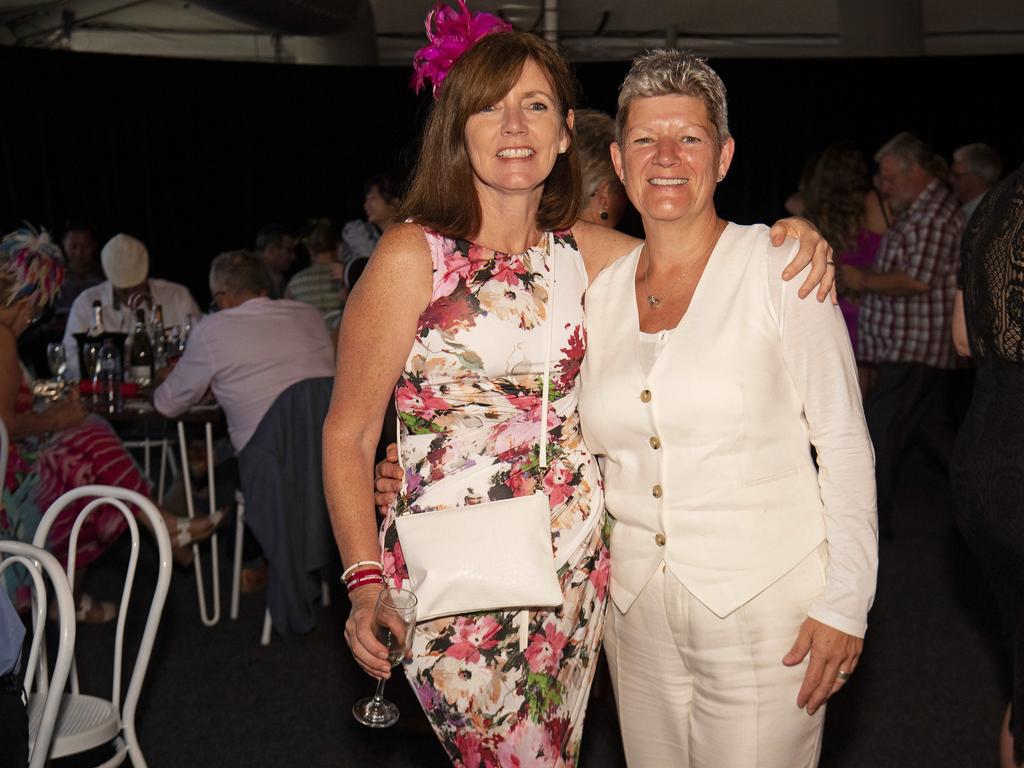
[394, 234, 563, 626]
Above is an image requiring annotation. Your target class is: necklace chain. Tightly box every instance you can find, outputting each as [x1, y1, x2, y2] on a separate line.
[643, 247, 691, 310]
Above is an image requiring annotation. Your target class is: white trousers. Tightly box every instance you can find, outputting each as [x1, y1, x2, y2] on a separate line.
[603, 547, 828, 768]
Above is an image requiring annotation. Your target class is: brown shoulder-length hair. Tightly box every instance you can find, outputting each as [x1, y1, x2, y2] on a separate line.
[400, 32, 581, 240]
[803, 141, 873, 255]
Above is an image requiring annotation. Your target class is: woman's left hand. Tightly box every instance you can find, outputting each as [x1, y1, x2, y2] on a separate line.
[782, 617, 863, 715]
[770, 217, 836, 303]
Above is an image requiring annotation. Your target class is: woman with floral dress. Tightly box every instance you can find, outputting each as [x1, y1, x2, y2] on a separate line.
[323, 7, 832, 765]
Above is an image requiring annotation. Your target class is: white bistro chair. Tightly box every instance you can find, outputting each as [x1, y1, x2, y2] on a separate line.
[0, 540, 76, 768]
[31, 485, 172, 768]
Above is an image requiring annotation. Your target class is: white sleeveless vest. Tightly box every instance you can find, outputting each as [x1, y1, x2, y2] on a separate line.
[579, 223, 827, 617]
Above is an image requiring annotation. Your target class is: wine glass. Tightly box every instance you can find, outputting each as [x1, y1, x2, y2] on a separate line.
[352, 587, 417, 728]
[46, 342, 67, 380]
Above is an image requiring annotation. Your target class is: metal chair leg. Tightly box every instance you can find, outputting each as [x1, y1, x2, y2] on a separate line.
[261, 607, 272, 646]
[231, 493, 245, 620]
[157, 438, 168, 505]
[177, 421, 220, 627]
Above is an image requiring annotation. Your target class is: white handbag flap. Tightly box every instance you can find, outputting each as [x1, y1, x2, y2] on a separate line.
[395, 491, 562, 622]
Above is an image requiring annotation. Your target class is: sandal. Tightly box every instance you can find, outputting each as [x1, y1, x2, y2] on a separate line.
[75, 593, 118, 624]
[167, 509, 225, 549]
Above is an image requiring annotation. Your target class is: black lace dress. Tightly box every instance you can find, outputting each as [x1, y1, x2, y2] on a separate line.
[951, 162, 1024, 760]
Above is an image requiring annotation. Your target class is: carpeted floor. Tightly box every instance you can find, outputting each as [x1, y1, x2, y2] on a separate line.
[58, 449, 1005, 767]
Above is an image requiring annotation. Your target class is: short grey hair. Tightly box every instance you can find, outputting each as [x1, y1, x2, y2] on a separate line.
[874, 131, 934, 170]
[952, 143, 1003, 184]
[616, 50, 730, 149]
[209, 250, 271, 296]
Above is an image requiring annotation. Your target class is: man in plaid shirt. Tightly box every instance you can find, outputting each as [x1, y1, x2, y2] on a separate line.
[842, 132, 965, 535]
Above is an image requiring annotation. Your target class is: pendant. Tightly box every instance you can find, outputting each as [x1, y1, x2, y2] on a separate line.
[647, 294, 661, 308]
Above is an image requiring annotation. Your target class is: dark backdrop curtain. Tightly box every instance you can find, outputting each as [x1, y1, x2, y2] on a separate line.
[2, 46, 1020, 305]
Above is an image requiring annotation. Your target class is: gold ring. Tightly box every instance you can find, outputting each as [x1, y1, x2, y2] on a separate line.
[837, 669, 851, 680]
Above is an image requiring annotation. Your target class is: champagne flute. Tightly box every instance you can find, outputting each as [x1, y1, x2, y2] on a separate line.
[352, 587, 417, 728]
[46, 342, 67, 380]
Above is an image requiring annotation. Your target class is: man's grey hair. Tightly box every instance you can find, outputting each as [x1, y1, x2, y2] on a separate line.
[209, 250, 271, 296]
[874, 131, 935, 171]
[953, 143, 1003, 184]
[616, 49, 730, 149]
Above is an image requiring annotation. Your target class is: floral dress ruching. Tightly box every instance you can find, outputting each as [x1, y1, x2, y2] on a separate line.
[380, 226, 609, 767]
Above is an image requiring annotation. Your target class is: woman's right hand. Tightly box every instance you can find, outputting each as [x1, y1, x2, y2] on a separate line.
[374, 442, 403, 514]
[344, 585, 392, 679]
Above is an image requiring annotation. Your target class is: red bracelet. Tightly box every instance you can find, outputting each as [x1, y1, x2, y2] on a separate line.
[346, 574, 385, 593]
[344, 567, 384, 585]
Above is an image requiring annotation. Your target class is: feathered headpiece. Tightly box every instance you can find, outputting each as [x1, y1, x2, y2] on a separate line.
[411, 0, 512, 99]
[0, 225, 65, 308]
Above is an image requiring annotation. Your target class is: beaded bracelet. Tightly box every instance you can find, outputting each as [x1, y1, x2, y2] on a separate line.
[341, 559, 384, 582]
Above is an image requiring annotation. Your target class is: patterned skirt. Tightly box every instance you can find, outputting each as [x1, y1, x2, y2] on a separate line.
[388, 515, 610, 767]
[2, 416, 152, 609]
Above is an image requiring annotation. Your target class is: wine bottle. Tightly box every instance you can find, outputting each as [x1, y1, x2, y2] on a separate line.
[151, 304, 167, 370]
[94, 339, 122, 414]
[128, 308, 154, 385]
[88, 300, 105, 337]
[179, 313, 193, 354]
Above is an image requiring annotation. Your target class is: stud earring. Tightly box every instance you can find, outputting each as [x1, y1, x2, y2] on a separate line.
[600, 211, 609, 220]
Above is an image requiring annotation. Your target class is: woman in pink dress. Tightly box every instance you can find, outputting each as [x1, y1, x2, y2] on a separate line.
[1, 226, 220, 621]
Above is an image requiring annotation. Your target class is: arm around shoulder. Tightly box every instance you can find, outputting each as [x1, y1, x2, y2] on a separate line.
[573, 219, 641, 285]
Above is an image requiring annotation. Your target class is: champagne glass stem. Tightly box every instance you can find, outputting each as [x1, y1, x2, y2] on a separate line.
[372, 676, 387, 705]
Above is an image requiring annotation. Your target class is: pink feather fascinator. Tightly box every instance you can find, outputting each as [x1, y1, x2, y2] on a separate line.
[411, 0, 513, 99]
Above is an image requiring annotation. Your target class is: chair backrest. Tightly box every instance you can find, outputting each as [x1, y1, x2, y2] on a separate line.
[31, 485, 171, 753]
[0, 540, 76, 768]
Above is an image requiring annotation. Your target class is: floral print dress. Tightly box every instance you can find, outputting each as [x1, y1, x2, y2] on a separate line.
[380, 226, 609, 767]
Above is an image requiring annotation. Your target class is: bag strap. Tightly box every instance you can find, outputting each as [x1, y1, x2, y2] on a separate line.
[395, 232, 557, 470]
[538, 231, 555, 468]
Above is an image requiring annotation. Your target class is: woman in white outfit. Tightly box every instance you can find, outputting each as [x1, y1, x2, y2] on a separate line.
[577, 50, 877, 767]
